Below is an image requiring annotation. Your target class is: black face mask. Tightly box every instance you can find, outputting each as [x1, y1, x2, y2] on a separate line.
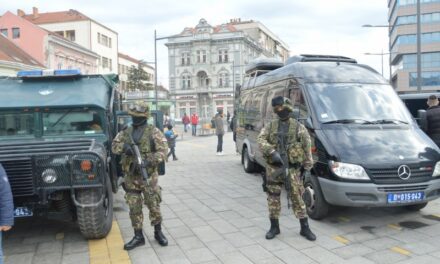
[132, 116, 147, 126]
[276, 108, 290, 120]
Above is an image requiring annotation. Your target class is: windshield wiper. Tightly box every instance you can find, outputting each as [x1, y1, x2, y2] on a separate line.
[51, 109, 74, 127]
[371, 119, 408, 125]
[323, 119, 374, 124]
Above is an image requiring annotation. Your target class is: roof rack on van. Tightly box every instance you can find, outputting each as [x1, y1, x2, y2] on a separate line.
[286, 54, 357, 65]
[245, 58, 284, 74]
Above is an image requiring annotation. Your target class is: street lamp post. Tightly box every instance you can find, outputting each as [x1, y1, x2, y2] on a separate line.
[153, 30, 175, 111]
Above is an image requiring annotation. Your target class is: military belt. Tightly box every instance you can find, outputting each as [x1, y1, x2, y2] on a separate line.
[124, 188, 142, 194]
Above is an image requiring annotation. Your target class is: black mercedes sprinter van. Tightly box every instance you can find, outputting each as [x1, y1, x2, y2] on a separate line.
[236, 55, 440, 219]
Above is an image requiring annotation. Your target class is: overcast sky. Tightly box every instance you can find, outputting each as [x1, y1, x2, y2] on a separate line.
[1, 0, 390, 86]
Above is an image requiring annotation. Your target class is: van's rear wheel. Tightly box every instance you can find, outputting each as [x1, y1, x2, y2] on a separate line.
[404, 202, 428, 211]
[76, 179, 113, 239]
[243, 147, 257, 173]
[303, 175, 329, 220]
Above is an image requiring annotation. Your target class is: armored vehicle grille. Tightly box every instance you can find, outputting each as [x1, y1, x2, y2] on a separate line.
[368, 166, 432, 185]
[0, 140, 93, 159]
[1, 158, 34, 196]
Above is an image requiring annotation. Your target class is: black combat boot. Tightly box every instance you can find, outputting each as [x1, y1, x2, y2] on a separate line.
[265, 218, 280, 239]
[299, 218, 316, 241]
[124, 229, 145, 250]
[154, 223, 168, 246]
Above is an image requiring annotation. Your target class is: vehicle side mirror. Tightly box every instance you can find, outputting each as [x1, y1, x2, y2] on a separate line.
[418, 109, 427, 131]
[305, 117, 313, 129]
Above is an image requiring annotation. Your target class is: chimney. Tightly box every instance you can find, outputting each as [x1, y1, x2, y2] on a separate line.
[17, 9, 25, 17]
[32, 7, 39, 19]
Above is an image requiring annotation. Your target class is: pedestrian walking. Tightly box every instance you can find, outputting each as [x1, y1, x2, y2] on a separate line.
[165, 124, 178, 161]
[163, 113, 170, 127]
[215, 108, 225, 155]
[182, 113, 190, 133]
[426, 94, 440, 147]
[112, 101, 168, 250]
[257, 96, 316, 241]
[0, 163, 14, 264]
[191, 113, 199, 136]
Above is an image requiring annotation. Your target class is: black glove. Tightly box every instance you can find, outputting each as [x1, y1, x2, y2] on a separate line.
[271, 151, 284, 167]
[123, 143, 133, 156]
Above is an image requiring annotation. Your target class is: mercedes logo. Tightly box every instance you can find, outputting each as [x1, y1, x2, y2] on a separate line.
[397, 165, 411, 180]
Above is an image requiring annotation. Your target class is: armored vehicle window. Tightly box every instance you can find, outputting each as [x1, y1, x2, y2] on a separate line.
[43, 109, 104, 136]
[0, 112, 35, 138]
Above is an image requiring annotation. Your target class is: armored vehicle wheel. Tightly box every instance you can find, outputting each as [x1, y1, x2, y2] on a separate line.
[303, 174, 329, 220]
[404, 202, 428, 211]
[243, 147, 257, 173]
[76, 178, 113, 239]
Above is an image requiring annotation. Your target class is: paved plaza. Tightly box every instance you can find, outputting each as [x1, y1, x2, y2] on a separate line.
[4, 131, 440, 264]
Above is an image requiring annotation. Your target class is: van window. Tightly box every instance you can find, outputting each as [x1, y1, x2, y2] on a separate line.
[238, 92, 253, 128]
[291, 88, 309, 120]
[249, 91, 266, 131]
[264, 86, 286, 121]
[306, 83, 412, 123]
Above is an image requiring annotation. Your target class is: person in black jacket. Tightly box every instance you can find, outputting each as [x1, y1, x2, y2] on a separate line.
[426, 95, 440, 147]
[0, 163, 14, 263]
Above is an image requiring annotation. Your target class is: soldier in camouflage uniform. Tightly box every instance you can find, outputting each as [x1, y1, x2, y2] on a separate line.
[257, 96, 316, 241]
[111, 101, 168, 250]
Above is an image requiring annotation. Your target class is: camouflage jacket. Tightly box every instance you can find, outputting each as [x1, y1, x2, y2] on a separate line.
[257, 118, 313, 171]
[111, 125, 168, 175]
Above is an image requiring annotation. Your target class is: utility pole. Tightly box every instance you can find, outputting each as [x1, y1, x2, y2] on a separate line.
[416, 0, 422, 92]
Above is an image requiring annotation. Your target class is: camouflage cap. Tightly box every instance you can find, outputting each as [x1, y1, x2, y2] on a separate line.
[128, 101, 150, 117]
[271, 96, 293, 112]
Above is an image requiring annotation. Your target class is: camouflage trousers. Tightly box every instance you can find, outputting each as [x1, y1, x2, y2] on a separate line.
[124, 172, 162, 230]
[266, 168, 306, 219]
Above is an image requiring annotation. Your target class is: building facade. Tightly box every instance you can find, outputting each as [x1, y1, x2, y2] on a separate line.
[21, 7, 118, 74]
[388, 0, 440, 92]
[0, 11, 98, 73]
[166, 18, 289, 120]
[0, 34, 43, 76]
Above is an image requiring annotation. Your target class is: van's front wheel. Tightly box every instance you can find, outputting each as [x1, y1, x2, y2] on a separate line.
[243, 147, 257, 173]
[303, 175, 329, 220]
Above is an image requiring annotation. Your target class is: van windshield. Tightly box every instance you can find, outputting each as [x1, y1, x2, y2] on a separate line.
[306, 83, 412, 124]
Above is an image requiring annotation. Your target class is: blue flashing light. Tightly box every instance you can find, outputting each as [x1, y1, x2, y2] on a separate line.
[17, 70, 43, 77]
[17, 69, 81, 78]
[54, 69, 81, 76]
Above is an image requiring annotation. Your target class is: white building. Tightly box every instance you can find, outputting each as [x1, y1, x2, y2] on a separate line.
[166, 18, 289, 120]
[21, 7, 118, 74]
[118, 52, 155, 92]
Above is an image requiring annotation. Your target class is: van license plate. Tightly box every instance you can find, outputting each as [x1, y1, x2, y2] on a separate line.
[387, 192, 424, 203]
[13, 207, 33, 217]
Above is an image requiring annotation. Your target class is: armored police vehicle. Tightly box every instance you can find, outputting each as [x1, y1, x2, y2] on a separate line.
[236, 55, 440, 219]
[0, 69, 123, 238]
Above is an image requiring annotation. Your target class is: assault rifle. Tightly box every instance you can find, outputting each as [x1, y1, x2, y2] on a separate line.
[277, 131, 292, 209]
[128, 133, 149, 183]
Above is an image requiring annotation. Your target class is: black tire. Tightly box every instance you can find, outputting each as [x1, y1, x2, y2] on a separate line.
[243, 147, 257, 173]
[303, 174, 329, 220]
[404, 202, 428, 211]
[76, 179, 113, 239]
